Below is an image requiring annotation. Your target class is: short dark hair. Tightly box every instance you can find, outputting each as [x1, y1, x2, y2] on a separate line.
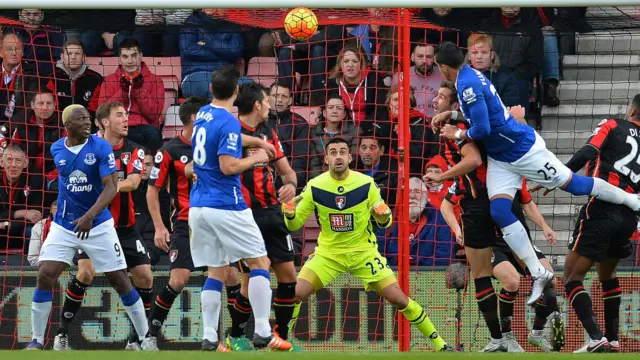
[210, 65, 240, 101]
[440, 80, 458, 105]
[179, 96, 208, 124]
[435, 42, 465, 68]
[270, 80, 291, 92]
[31, 89, 55, 102]
[235, 82, 270, 115]
[359, 136, 384, 148]
[118, 38, 142, 53]
[325, 137, 350, 153]
[64, 39, 84, 51]
[95, 101, 124, 128]
[633, 94, 640, 111]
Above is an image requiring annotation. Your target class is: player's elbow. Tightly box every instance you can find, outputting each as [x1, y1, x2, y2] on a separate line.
[220, 163, 235, 176]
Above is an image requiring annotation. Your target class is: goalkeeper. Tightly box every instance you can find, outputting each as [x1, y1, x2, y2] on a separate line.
[282, 138, 453, 352]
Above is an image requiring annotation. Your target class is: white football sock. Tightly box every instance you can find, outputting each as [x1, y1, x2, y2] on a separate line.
[32, 300, 52, 344]
[123, 298, 149, 341]
[249, 272, 273, 338]
[201, 289, 222, 342]
[592, 177, 640, 211]
[501, 222, 545, 277]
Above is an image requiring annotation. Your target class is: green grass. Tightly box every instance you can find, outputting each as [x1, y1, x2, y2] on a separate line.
[0, 352, 632, 359]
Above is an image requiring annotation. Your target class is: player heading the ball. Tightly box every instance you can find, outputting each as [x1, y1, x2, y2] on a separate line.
[281, 137, 454, 352]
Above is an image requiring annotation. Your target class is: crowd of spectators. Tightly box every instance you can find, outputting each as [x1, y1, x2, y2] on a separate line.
[1, 7, 626, 269]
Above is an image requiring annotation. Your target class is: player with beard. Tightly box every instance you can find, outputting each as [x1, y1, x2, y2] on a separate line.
[54, 101, 152, 351]
[26, 105, 148, 350]
[282, 137, 454, 352]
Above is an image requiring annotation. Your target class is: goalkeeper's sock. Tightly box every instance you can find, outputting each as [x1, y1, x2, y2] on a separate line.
[32, 288, 53, 344]
[248, 269, 272, 338]
[201, 277, 223, 342]
[399, 298, 446, 350]
[120, 288, 149, 342]
[288, 302, 302, 335]
[148, 284, 181, 337]
[474, 277, 502, 340]
[230, 293, 252, 338]
[128, 287, 153, 343]
[533, 287, 557, 330]
[58, 277, 89, 334]
[274, 282, 297, 340]
[498, 289, 517, 333]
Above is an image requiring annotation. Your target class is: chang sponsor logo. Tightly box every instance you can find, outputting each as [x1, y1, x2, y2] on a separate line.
[67, 170, 93, 192]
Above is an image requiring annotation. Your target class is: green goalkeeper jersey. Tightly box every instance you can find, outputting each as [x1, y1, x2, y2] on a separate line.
[284, 170, 392, 254]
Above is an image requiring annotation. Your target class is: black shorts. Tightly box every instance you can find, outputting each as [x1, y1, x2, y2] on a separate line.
[169, 220, 206, 272]
[569, 199, 637, 262]
[492, 241, 546, 276]
[76, 227, 150, 269]
[459, 193, 499, 249]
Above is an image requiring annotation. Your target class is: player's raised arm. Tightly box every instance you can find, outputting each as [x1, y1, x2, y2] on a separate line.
[565, 119, 615, 173]
[440, 196, 463, 245]
[460, 83, 490, 141]
[117, 147, 144, 193]
[282, 184, 314, 231]
[242, 133, 276, 159]
[427, 139, 483, 184]
[367, 179, 392, 228]
[273, 130, 297, 204]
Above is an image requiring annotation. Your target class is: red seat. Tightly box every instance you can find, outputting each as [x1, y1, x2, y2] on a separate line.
[161, 75, 180, 93]
[247, 57, 277, 86]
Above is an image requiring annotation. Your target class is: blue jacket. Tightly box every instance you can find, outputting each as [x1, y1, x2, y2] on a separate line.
[179, 12, 244, 80]
[381, 205, 456, 266]
[483, 67, 520, 108]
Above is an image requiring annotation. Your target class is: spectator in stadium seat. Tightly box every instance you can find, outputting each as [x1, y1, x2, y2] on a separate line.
[133, 9, 191, 57]
[356, 136, 398, 206]
[467, 33, 521, 108]
[27, 199, 56, 266]
[326, 46, 388, 124]
[11, 91, 65, 187]
[418, 8, 491, 45]
[533, 7, 561, 107]
[0, 144, 45, 253]
[179, 9, 250, 98]
[99, 38, 165, 153]
[480, 7, 543, 116]
[2, 9, 64, 79]
[361, 86, 438, 177]
[308, 94, 359, 179]
[78, 10, 135, 56]
[276, 25, 343, 105]
[381, 177, 456, 266]
[46, 39, 103, 125]
[347, 9, 397, 80]
[391, 40, 444, 118]
[267, 81, 310, 193]
[0, 34, 41, 123]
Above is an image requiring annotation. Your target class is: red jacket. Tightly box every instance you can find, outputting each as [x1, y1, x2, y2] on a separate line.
[98, 62, 165, 127]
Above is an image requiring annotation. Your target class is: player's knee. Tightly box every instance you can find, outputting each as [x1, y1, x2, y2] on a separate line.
[168, 270, 190, 292]
[489, 198, 517, 229]
[36, 266, 59, 289]
[105, 270, 133, 295]
[132, 270, 153, 289]
[245, 255, 270, 271]
[500, 273, 520, 292]
[76, 263, 95, 284]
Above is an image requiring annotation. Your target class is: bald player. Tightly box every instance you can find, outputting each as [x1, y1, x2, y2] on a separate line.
[25, 105, 149, 350]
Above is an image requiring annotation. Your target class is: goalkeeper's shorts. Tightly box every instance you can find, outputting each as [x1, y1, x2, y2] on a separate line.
[300, 248, 396, 292]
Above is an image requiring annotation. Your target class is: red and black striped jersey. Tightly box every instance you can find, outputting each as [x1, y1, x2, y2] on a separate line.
[240, 121, 285, 208]
[111, 138, 144, 228]
[440, 120, 487, 199]
[586, 118, 640, 194]
[149, 134, 192, 224]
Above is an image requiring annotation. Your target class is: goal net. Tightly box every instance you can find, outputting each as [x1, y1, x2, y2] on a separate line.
[0, 6, 639, 352]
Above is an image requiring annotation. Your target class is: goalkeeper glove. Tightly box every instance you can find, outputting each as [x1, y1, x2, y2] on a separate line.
[282, 195, 304, 219]
[370, 201, 391, 224]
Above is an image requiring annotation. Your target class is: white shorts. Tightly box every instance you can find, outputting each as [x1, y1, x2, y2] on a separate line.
[487, 131, 572, 199]
[38, 218, 127, 273]
[189, 207, 267, 268]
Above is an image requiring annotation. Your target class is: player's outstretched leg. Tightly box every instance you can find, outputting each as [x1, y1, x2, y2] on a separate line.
[492, 261, 524, 352]
[561, 174, 640, 212]
[563, 251, 609, 353]
[104, 269, 149, 346]
[54, 258, 95, 351]
[26, 261, 70, 350]
[489, 197, 553, 305]
[598, 258, 622, 353]
[125, 264, 154, 350]
[377, 281, 452, 351]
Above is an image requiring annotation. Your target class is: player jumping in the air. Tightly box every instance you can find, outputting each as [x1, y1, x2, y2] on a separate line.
[26, 105, 148, 350]
[548, 95, 640, 353]
[282, 137, 454, 352]
[225, 83, 300, 351]
[54, 102, 153, 351]
[189, 65, 292, 352]
[433, 42, 640, 305]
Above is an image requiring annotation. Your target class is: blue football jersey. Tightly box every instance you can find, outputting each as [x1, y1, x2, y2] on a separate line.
[51, 135, 117, 231]
[456, 64, 535, 162]
[190, 105, 247, 211]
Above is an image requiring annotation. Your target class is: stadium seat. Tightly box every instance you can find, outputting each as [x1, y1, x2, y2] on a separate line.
[236, 57, 246, 76]
[162, 105, 181, 140]
[169, 57, 182, 80]
[99, 57, 119, 77]
[292, 106, 321, 125]
[145, 57, 179, 77]
[246, 57, 277, 86]
[161, 75, 180, 93]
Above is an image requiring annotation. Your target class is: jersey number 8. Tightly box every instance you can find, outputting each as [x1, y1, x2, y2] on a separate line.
[193, 127, 207, 165]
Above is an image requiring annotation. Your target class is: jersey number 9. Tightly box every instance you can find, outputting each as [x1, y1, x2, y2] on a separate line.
[194, 127, 207, 165]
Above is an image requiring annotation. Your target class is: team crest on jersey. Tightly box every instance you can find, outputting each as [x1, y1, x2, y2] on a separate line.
[169, 250, 178, 263]
[84, 153, 96, 165]
[335, 196, 347, 209]
[121, 152, 131, 165]
[83, 90, 92, 101]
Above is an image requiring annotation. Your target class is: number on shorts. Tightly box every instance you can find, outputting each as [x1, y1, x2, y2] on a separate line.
[613, 136, 640, 183]
[193, 127, 207, 165]
[537, 162, 557, 181]
[114, 243, 121, 257]
[136, 240, 146, 254]
[366, 257, 386, 275]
